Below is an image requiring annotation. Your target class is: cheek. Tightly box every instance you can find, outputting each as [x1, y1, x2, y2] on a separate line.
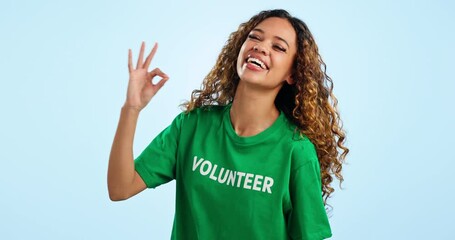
[280, 57, 295, 73]
[273, 57, 291, 70]
[271, 58, 294, 79]
[236, 44, 247, 70]
[237, 44, 247, 60]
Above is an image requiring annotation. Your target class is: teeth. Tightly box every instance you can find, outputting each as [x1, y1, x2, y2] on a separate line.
[247, 57, 266, 69]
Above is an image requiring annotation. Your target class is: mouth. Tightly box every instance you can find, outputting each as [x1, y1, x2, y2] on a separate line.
[245, 56, 269, 70]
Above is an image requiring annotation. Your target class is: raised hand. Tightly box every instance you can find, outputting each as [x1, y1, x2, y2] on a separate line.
[124, 41, 169, 111]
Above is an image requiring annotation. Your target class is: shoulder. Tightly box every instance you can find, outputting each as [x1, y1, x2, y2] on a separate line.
[187, 105, 227, 115]
[177, 104, 228, 127]
[280, 119, 319, 171]
[291, 137, 318, 170]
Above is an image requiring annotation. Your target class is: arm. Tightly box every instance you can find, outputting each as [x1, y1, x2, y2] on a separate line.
[287, 160, 332, 239]
[107, 106, 146, 201]
[107, 41, 169, 201]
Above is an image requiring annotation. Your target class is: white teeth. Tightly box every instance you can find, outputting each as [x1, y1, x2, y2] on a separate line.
[247, 57, 266, 69]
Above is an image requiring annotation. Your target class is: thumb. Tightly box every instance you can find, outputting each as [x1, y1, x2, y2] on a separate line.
[143, 76, 169, 99]
[154, 76, 169, 91]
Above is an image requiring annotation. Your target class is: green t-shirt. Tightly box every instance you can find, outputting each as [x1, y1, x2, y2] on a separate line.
[134, 104, 332, 240]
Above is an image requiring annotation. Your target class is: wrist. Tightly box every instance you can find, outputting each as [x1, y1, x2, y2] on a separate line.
[121, 104, 142, 113]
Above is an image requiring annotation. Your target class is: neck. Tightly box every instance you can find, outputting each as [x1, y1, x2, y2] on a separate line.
[229, 82, 281, 137]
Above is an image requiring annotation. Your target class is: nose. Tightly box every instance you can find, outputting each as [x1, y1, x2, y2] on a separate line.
[253, 44, 269, 56]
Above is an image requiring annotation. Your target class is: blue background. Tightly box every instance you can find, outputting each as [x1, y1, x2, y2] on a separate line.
[1, 0, 454, 239]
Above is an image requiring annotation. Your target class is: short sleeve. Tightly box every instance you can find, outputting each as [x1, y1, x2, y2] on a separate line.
[287, 159, 332, 240]
[134, 112, 184, 189]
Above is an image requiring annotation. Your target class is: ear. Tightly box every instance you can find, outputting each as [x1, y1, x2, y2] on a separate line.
[284, 74, 295, 85]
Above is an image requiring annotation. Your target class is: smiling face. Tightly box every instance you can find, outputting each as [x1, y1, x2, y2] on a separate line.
[236, 17, 297, 90]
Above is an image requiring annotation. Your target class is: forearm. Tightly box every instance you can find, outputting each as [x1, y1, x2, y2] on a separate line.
[107, 106, 141, 199]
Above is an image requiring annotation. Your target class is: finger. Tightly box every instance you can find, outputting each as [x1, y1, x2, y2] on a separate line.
[154, 77, 169, 91]
[136, 41, 145, 69]
[144, 42, 158, 70]
[128, 49, 133, 72]
[148, 68, 169, 81]
[147, 68, 169, 87]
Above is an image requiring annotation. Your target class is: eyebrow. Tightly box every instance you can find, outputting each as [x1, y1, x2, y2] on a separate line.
[251, 28, 290, 48]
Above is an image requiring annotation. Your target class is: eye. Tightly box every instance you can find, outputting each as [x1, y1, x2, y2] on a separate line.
[273, 45, 287, 52]
[248, 34, 260, 40]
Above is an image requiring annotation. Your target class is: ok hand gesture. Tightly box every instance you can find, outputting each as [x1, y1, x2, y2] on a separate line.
[124, 41, 169, 111]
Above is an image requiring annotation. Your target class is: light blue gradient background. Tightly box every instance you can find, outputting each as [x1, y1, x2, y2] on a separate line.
[1, 0, 453, 239]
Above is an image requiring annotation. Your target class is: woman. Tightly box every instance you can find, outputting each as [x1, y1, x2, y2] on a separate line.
[108, 9, 348, 240]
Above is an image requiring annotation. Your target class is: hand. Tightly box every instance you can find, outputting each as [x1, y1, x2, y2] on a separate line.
[124, 41, 169, 111]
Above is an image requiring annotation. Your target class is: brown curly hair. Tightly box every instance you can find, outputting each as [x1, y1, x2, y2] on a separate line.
[181, 9, 349, 212]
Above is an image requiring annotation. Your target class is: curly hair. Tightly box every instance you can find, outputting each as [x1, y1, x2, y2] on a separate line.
[181, 9, 349, 211]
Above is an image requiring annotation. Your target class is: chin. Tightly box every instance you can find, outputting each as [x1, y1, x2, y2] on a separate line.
[239, 74, 263, 84]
